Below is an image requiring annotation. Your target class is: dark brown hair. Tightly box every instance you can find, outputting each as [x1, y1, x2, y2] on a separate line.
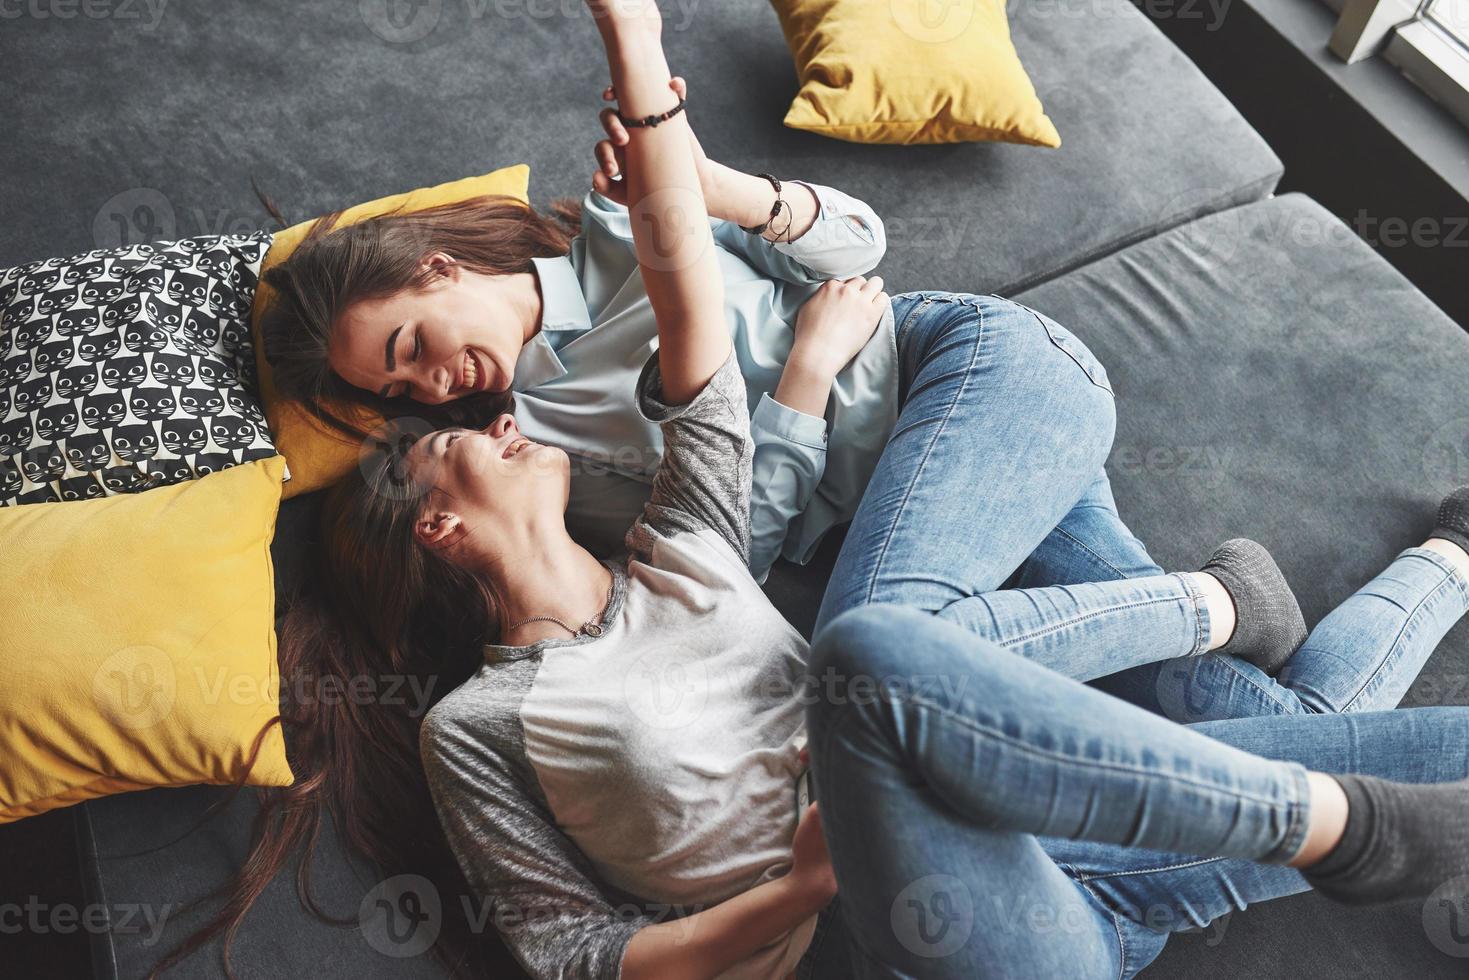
[258, 194, 582, 438]
[149, 432, 516, 978]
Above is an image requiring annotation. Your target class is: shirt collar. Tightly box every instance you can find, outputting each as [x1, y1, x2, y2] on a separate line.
[514, 256, 593, 392]
[530, 255, 593, 334]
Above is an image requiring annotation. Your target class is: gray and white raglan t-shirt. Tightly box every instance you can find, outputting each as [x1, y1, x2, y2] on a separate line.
[421, 350, 817, 980]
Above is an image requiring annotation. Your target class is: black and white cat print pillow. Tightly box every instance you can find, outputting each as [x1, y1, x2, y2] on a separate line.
[0, 233, 281, 506]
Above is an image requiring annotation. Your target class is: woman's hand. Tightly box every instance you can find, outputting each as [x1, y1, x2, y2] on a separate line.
[622, 798, 836, 980]
[785, 803, 838, 914]
[593, 76, 712, 207]
[773, 275, 889, 417]
[593, 78, 821, 239]
[792, 275, 889, 378]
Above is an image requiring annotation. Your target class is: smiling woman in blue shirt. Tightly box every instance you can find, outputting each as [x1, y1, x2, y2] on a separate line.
[256, 39, 1146, 596]
[259, 102, 891, 580]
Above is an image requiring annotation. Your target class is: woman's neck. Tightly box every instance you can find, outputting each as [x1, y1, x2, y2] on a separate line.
[481, 526, 613, 646]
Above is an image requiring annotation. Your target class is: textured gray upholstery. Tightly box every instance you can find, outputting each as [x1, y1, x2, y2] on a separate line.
[0, 0, 1279, 296]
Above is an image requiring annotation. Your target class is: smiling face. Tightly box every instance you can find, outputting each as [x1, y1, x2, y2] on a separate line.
[403, 413, 569, 552]
[328, 255, 533, 406]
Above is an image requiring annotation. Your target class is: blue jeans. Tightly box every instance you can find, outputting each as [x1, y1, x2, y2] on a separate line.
[807, 548, 1469, 978]
[801, 293, 1469, 976]
[818, 291, 1439, 723]
[816, 292, 1122, 634]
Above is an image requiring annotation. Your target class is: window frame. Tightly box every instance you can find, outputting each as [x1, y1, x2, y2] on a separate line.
[1328, 0, 1469, 128]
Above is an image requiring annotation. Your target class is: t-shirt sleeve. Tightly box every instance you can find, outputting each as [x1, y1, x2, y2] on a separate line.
[421, 701, 647, 980]
[624, 349, 754, 566]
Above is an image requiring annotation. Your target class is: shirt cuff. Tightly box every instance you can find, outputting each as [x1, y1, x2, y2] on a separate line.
[752, 392, 828, 450]
[772, 181, 879, 256]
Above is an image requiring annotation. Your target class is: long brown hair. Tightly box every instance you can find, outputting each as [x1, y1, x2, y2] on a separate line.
[149, 430, 516, 978]
[257, 194, 582, 438]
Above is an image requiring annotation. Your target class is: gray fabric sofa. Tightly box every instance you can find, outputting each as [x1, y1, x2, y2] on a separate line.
[5, 0, 1465, 977]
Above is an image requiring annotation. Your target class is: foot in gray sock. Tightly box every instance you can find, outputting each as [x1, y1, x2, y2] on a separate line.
[1304, 774, 1469, 906]
[1199, 538, 1307, 675]
[1432, 486, 1469, 557]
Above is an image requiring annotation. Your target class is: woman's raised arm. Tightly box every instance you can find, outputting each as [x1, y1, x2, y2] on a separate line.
[588, 0, 728, 405]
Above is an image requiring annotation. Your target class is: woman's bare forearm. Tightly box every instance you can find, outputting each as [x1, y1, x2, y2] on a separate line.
[622, 875, 825, 980]
[773, 355, 836, 418]
[595, 12, 728, 404]
[706, 164, 820, 243]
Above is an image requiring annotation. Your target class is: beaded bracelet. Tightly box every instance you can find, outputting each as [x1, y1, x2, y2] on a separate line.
[617, 97, 688, 129]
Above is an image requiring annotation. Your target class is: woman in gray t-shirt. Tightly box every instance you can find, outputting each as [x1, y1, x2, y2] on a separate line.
[293, 4, 1469, 980]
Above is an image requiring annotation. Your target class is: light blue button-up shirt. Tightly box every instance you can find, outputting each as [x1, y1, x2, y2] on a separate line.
[511, 184, 898, 580]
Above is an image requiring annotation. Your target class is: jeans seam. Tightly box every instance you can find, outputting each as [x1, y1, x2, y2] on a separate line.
[1175, 571, 1210, 657]
[1071, 855, 1227, 883]
[997, 594, 1198, 650]
[896, 689, 1304, 813]
[814, 707, 942, 975]
[863, 305, 985, 609]
[1051, 524, 1135, 580]
[1276, 765, 1314, 865]
[1203, 654, 1301, 715]
[1066, 874, 1129, 980]
[1339, 567, 1457, 713]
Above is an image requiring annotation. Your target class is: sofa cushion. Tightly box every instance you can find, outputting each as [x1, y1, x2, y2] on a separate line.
[1012, 192, 1468, 976]
[0, 455, 293, 825]
[770, 0, 1061, 147]
[0, 0, 1278, 302]
[0, 235, 276, 505]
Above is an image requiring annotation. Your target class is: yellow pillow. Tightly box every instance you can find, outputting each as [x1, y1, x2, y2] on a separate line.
[0, 455, 293, 822]
[771, 0, 1060, 147]
[249, 164, 532, 498]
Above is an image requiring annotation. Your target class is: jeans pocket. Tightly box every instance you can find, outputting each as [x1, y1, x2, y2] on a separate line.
[1033, 310, 1114, 395]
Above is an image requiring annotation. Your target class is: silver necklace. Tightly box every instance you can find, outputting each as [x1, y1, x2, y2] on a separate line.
[505, 574, 615, 640]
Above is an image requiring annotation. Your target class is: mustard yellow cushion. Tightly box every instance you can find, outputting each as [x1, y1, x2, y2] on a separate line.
[249, 164, 532, 499]
[771, 0, 1060, 147]
[0, 455, 293, 822]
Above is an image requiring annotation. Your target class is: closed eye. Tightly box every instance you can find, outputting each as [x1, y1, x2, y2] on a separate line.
[411, 330, 423, 362]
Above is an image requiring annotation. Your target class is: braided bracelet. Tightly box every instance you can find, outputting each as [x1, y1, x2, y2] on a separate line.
[740, 173, 791, 241]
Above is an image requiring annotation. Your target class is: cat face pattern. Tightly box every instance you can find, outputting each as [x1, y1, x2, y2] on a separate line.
[0, 233, 277, 504]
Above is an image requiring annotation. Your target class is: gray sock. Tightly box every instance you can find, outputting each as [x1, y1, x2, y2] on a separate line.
[1432, 486, 1469, 557]
[1304, 774, 1469, 906]
[1199, 538, 1307, 675]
